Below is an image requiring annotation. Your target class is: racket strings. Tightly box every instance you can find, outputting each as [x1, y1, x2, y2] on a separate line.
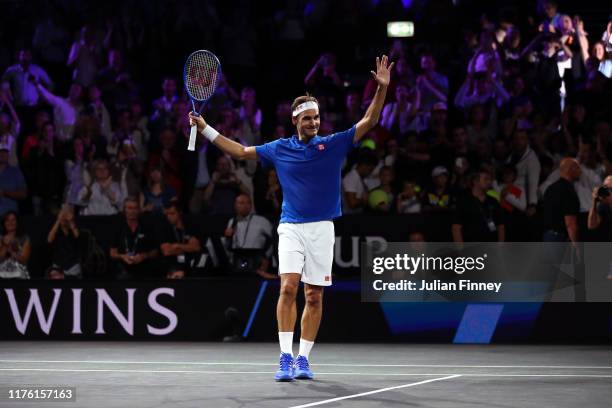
[185, 52, 219, 101]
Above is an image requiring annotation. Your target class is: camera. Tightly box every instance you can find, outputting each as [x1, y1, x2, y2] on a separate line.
[597, 186, 610, 199]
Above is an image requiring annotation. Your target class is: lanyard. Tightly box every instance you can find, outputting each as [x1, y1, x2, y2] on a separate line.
[125, 226, 140, 254]
[234, 214, 253, 249]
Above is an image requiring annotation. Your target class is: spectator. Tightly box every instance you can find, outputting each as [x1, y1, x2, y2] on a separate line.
[67, 25, 103, 87]
[538, 0, 561, 33]
[499, 164, 527, 213]
[396, 180, 422, 214]
[110, 139, 142, 200]
[204, 156, 249, 216]
[0, 91, 20, 166]
[159, 200, 201, 279]
[541, 158, 580, 244]
[587, 176, 612, 240]
[452, 170, 505, 242]
[422, 166, 452, 212]
[0, 143, 27, 216]
[140, 166, 177, 213]
[337, 91, 363, 131]
[96, 49, 135, 113]
[0, 212, 30, 279]
[508, 129, 541, 215]
[416, 52, 449, 110]
[147, 127, 184, 198]
[109, 197, 158, 279]
[108, 109, 146, 161]
[87, 84, 112, 142]
[455, 71, 510, 110]
[47, 205, 82, 278]
[151, 77, 178, 122]
[238, 86, 262, 144]
[64, 137, 91, 209]
[380, 84, 420, 137]
[256, 168, 282, 220]
[1, 48, 52, 108]
[35, 81, 83, 142]
[20, 121, 65, 215]
[304, 53, 343, 112]
[224, 194, 275, 279]
[78, 159, 122, 215]
[342, 151, 377, 214]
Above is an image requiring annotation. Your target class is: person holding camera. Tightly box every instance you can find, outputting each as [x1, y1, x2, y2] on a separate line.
[224, 194, 276, 279]
[588, 176, 612, 239]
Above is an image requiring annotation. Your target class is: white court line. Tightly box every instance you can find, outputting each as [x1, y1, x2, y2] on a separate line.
[288, 375, 461, 408]
[0, 360, 610, 369]
[0, 368, 612, 377]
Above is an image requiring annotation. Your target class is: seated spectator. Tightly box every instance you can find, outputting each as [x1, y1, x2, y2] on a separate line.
[47, 205, 82, 278]
[342, 151, 377, 214]
[0, 143, 27, 216]
[422, 166, 452, 212]
[0, 212, 30, 279]
[140, 166, 177, 213]
[452, 170, 505, 242]
[159, 200, 201, 279]
[204, 156, 250, 216]
[397, 180, 422, 214]
[109, 197, 158, 279]
[0, 90, 20, 166]
[35, 81, 83, 143]
[78, 159, 123, 215]
[108, 109, 147, 161]
[368, 166, 395, 208]
[224, 194, 276, 279]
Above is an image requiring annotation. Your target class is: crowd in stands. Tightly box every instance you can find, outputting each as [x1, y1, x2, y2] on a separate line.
[1, 0, 612, 279]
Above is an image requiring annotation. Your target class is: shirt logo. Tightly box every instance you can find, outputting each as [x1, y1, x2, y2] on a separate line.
[324, 276, 330, 281]
[317, 144, 325, 151]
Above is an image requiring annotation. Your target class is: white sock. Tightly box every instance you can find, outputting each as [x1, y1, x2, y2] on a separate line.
[298, 338, 314, 359]
[278, 332, 293, 355]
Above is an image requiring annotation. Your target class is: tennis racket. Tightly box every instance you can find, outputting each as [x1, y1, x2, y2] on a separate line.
[183, 50, 221, 151]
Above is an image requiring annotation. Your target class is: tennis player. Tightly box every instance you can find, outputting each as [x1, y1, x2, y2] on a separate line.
[189, 55, 393, 381]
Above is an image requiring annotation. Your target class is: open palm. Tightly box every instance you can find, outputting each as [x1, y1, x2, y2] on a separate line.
[371, 55, 394, 87]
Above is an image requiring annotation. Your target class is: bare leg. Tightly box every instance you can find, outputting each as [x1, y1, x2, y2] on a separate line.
[300, 283, 324, 341]
[277, 273, 300, 332]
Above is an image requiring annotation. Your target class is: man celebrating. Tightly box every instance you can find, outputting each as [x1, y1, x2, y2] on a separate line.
[189, 55, 393, 381]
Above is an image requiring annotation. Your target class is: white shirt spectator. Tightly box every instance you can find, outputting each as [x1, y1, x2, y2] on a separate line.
[2, 64, 52, 106]
[226, 214, 273, 251]
[342, 168, 366, 214]
[78, 182, 123, 215]
[508, 146, 541, 206]
[36, 85, 79, 142]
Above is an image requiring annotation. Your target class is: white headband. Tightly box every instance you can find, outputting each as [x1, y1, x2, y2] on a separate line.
[292, 101, 319, 117]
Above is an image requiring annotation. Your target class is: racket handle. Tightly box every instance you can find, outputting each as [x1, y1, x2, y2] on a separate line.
[188, 124, 197, 151]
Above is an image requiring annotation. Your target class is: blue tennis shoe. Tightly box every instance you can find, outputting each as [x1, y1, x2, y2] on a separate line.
[293, 355, 314, 379]
[274, 352, 294, 381]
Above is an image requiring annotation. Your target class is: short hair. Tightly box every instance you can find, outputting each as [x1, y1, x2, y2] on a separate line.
[123, 196, 139, 207]
[291, 94, 319, 112]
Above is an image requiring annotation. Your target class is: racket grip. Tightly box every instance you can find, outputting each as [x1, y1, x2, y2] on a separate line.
[188, 125, 197, 151]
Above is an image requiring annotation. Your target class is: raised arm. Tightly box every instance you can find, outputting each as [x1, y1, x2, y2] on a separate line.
[354, 55, 394, 142]
[188, 113, 257, 161]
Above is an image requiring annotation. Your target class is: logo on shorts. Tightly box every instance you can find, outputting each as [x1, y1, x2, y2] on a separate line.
[324, 276, 330, 281]
[317, 144, 325, 151]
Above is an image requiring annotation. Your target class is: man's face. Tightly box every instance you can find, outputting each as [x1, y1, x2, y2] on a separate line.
[433, 173, 449, 188]
[479, 173, 493, 190]
[94, 163, 109, 181]
[164, 207, 180, 225]
[513, 131, 529, 152]
[293, 109, 320, 138]
[346, 93, 360, 111]
[544, 2, 557, 18]
[18, 50, 31, 65]
[162, 79, 177, 96]
[124, 201, 140, 220]
[234, 195, 252, 217]
[216, 157, 231, 175]
[420, 55, 434, 71]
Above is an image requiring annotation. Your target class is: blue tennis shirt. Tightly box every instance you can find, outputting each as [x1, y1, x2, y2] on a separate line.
[256, 126, 357, 223]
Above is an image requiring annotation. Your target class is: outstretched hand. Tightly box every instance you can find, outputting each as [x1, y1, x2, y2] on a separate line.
[371, 55, 394, 87]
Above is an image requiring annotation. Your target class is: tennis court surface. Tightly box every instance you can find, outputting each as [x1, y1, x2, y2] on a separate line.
[0, 342, 610, 407]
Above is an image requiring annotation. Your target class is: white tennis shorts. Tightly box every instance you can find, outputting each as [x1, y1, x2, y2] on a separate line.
[277, 221, 335, 286]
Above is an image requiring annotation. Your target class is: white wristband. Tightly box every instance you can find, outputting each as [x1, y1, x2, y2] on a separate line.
[200, 125, 219, 142]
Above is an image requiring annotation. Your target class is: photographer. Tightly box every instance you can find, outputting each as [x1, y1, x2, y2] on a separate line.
[224, 194, 276, 279]
[587, 176, 612, 240]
